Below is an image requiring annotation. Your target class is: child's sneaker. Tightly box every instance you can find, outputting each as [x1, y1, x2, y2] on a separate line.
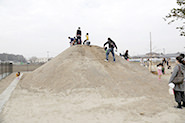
[104, 59, 108, 62]
[174, 103, 182, 109]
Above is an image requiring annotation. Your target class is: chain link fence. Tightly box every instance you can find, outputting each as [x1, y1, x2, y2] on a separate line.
[0, 62, 44, 81]
[0, 63, 13, 80]
[0, 63, 44, 81]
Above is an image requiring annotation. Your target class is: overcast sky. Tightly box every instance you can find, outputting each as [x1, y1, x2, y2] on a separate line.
[0, 0, 184, 59]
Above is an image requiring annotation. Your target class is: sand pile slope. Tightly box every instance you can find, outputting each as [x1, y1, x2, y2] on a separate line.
[20, 45, 168, 97]
[2, 45, 185, 122]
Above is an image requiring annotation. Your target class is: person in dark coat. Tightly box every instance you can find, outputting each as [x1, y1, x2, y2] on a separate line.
[180, 54, 185, 65]
[180, 53, 184, 58]
[76, 27, 82, 44]
[167, 58, 171, 69]
[162, 58, 166, 74]
[68, 37, 74, 46]
[103, 38, 117, 62]
[123, 50, 129, 60]
[169, 56, 185, 109]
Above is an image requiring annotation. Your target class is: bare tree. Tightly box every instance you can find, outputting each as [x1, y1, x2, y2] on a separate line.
[164, 0, 185, 36]
[29, 56, 38, 63]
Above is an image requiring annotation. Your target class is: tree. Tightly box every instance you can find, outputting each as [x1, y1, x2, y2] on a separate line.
[164, 0, 185, 36]
[29, 56, 38, 63]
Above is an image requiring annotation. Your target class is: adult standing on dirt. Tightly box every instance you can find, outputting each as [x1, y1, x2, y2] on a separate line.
[146, 58, 150, 68]
[180, 54, 185, 64]
[76, 27, 82, 45]
[162, 58, 166, 74]
[162, 58, 166, 65]
[169, 56, 185, 109]
[167, 58, 171, 69]
[180, 53, 184, 58]
[103, 38, 117, 62]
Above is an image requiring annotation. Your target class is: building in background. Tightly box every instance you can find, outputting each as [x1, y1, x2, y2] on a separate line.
[130, 52, 185, 62]
[35, 57, 49, 63]
[29, 57, 52, 64]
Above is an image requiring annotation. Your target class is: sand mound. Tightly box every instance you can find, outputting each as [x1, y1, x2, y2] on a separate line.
[2, 45, 184, 122]
[20, 45, 168, 97]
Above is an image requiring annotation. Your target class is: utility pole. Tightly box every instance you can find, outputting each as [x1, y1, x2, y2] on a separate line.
[163, 48, 165, 54]
[150, 32, 152, 57]
[149, 32, 152, 72]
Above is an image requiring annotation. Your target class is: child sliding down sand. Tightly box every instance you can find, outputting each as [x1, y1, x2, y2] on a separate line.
[16, 72, 20, 79]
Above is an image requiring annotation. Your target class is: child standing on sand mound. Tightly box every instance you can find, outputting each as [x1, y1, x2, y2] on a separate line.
[103, 38, 117, 62]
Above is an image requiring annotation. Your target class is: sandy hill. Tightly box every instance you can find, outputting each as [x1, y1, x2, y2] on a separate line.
[20, 45, 168, 98]
[2, 45, 184, 123]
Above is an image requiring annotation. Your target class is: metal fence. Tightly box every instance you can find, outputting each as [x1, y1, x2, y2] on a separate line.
[0, 63, 13, 80]
[0, 63, 44, 81]
[12, 63, 43, 72]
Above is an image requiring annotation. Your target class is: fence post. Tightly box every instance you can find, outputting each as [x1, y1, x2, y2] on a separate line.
[9, 63, 13, 74]
[0, 63, 2, 79]
[27, 63, 28, 72]
[5, 62, 8, 76]
[0, 62, 13, 80]
[2, 63, 4, 78]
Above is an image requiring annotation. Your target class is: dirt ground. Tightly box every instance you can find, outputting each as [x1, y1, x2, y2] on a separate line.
[0, 45, 185, 123]
[0, 73, 15, 94]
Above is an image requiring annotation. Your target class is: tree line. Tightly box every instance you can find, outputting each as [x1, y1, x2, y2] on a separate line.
[0, 53, 27, 63]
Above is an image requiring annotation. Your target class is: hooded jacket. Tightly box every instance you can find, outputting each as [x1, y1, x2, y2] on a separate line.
[169, 63, 185, 91]
[104, 40, 117, 49]
[76, 29, 81, 37]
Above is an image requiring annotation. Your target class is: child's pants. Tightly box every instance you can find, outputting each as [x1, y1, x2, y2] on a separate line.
[106, 48, 115, 61]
